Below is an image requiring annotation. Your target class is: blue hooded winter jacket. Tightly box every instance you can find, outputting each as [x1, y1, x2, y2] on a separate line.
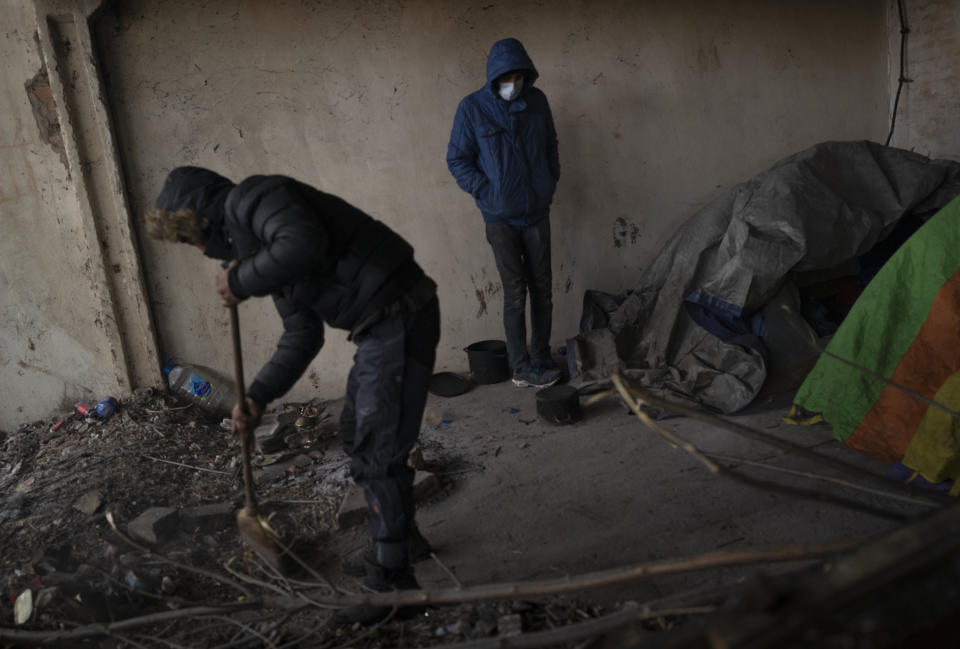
[447, 38, 560, 227]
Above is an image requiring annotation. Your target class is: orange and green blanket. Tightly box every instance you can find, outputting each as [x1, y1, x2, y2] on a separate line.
[792, 195, 960, 494]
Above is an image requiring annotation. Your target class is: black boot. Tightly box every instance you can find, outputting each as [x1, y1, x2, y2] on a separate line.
[408, 521, 434, 562]
[341, 523, 433, 577]
[327, 544, 424, 629]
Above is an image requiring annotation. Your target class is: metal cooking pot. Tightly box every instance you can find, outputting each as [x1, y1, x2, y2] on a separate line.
[464, 340, 509, 384]
[536, 385, 581, 425]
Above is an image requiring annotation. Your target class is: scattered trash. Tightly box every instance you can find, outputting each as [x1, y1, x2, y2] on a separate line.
[125, 569, 149, 593]
[508, 408, 519, 414]
[163, 359, 234, 417]
[95, 397, 119, 419]
[73, 490, 103, 515]
[13, 588, 32, 625]
[294, 404, 321, 429]
[74, 402, 93, 417]
[15, 476, 35, 494]
[498, 613, 522, 637]
[435, 620, 470, 637]
[49, 419, 66, 433]
[442, 419, 453, 425]
[34, 587, 59, 612]
[133, 386, 155, 398]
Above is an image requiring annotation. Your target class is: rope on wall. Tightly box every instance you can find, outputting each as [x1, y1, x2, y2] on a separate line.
[885, 0, 912, 146]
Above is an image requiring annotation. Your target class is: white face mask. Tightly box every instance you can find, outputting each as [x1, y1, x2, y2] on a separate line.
[498, 77, 523, 101]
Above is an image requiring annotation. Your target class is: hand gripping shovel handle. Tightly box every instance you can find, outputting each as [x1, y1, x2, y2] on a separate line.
[229, 303, 257, 513]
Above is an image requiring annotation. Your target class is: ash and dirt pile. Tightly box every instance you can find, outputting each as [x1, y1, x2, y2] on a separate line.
[0, 387, 648, 647]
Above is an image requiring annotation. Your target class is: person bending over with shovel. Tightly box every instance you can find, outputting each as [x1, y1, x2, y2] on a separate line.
[146, 166, 439, 627]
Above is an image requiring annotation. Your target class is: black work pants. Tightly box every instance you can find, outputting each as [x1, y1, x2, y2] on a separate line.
[338, 295, 440, 568]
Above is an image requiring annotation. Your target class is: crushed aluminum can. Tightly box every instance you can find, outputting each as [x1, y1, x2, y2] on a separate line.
[74, 402, 92, 417]
[95, 397, 118, 419]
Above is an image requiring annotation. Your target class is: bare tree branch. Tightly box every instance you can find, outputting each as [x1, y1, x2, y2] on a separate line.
[106, 511, 254, 600]
[140, 454, 232, 476]
[261, 539, 860, 610]
[702, 451, 938, 506]
[0, 603, 262, 647]
[610, 372, 914, 521]
[595, 374, 950, 508]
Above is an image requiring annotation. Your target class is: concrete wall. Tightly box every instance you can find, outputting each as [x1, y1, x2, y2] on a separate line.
[886, 0, 960, 160]
[0, 0, 909, 428]
[1, 0, 160, 428]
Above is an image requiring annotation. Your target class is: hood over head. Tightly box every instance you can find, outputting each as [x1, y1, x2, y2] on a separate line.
[155, 166, 235, 259]
[485, 38, 538, 94]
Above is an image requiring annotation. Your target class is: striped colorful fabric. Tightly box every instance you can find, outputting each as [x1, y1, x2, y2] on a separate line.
[794, 195, 960, 486]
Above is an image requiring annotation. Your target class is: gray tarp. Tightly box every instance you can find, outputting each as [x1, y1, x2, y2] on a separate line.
[570, 140, 960, 414]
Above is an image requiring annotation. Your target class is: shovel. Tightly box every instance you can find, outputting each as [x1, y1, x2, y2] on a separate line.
[229, 303, 286, 573]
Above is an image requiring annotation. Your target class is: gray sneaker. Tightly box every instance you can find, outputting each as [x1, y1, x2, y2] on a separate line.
[512, 362, 561, 388]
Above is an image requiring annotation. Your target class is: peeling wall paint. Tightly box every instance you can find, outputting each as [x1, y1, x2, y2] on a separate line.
[24, 67, 68, 171]
[0, 2, 121, 428]
[7, 0, 955, 428]
[93, 0, 893, 407]
[886, 0, 960, 160]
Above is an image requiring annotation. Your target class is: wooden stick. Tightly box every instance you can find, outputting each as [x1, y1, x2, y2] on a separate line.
[610, 372, 913, 521]
[0, 603, 262, 646]
[262, 539, 861, 609]
[140, 454, 232, 476]
[702, 451, 937, 507]
[607, 375, 951, 507]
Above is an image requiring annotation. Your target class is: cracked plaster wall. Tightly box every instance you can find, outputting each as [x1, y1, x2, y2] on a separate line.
[7, 0, 953, 427]
[886, 0, 960, 160]
[0, 2, 122, 428]
[97, 0, 892, 406]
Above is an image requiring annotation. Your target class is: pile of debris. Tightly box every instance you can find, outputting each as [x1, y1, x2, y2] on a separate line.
[0, 388, 638, 648]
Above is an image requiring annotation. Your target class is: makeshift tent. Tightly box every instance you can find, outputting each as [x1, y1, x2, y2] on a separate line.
[792, 194, 960, 494]
[569, 140, 960, 415]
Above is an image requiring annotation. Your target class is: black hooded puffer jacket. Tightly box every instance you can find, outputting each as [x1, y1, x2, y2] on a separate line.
[155, 167, 431, 405]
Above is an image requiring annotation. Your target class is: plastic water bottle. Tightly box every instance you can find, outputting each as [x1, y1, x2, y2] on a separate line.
[162, 360, 234, 417]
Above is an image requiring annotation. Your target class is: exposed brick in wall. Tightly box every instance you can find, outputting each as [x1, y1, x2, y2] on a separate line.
[25, 65, 68, 172]
[889, 0, 960, 160]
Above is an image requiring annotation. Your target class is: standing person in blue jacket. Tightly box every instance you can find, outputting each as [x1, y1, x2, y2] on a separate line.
[447, 38, 562, 388]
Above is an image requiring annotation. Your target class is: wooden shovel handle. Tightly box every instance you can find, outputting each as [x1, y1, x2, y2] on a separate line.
[229, 303, 246, 411]
[229, 303, 257, 511]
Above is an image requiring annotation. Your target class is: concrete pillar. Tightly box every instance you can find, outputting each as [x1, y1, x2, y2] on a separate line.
[33, 0, 161, 394]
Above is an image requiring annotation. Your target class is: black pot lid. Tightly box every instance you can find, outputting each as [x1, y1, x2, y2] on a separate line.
[429, 372, 473, 397]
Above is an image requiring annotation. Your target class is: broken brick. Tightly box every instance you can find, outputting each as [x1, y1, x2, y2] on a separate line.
[179, 503, 234, 533]
[72, 490, 102, 515]
[127, 507, 178, 545]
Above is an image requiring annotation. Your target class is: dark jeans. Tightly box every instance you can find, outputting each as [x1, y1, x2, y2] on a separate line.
[485, 218, 553, 370]
[338, 295, 440, 568]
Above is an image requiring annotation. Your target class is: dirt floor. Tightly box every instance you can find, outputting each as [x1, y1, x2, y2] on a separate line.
[0, 369, 946, 648]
